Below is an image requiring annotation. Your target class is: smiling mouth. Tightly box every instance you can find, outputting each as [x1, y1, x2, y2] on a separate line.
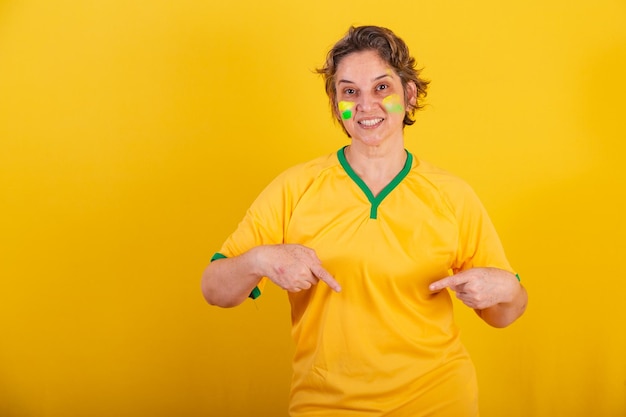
[358, 118, 384, 127]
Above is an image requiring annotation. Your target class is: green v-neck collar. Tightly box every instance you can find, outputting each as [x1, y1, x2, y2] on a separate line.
[337, 146, 413, 219]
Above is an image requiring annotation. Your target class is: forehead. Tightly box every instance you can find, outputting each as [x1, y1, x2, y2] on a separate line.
[335, 50, 391, 79]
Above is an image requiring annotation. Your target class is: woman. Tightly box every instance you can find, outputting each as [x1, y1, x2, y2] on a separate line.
[202, 25, 527, 417]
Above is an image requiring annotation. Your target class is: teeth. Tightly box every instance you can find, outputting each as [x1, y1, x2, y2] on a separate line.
[359, 118, 383, 127]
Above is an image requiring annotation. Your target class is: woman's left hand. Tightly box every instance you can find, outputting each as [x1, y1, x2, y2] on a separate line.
[429, 267, 518, 309]
[429, 267, 527, 327]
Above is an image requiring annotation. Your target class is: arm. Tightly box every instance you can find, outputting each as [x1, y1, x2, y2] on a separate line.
[201, 244, 341, 308]
[429, 267, 528, 328]
[201, 246, 266, 308]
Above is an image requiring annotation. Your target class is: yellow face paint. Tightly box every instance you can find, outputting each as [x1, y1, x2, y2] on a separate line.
[338, 101, 355, 120]
[383, 94, 404, 113]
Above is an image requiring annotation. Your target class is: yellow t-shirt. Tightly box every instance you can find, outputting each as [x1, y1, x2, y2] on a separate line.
[214, 147, 514, 416]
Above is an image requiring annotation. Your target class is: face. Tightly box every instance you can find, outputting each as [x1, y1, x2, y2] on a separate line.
[334, 50, 416, 147]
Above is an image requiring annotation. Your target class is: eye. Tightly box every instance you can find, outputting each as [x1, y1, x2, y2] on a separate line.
[344, 88, 356, 95]
[376, 84, 388, 91]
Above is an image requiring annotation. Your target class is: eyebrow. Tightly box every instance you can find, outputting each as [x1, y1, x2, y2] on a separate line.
[337, 74, 391, 85]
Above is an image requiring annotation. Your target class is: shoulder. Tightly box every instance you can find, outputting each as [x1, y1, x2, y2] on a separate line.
[408, 156, 484, 215]
[255, 151, 340, 200]
[411, 157, 474, 195]
[277, 152, 340, 182]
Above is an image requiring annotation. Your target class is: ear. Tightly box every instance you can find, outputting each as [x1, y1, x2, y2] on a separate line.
[405, 81, 418, 107]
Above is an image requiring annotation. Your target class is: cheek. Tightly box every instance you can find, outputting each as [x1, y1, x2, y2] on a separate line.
[338, 101, 355, 120]
[382, 94, 404, 113]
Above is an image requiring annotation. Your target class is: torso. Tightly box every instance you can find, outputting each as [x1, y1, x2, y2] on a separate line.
[284, 148, 477, 416]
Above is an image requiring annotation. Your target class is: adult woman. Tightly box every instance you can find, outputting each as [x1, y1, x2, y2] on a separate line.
[202, 25, 527, 417]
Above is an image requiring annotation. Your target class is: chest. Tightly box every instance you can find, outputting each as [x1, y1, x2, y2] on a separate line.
[284, 176, 459, 289]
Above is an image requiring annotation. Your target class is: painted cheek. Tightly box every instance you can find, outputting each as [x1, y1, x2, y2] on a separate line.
[382, 94, 404, 113]
[338, 101, 355, 120]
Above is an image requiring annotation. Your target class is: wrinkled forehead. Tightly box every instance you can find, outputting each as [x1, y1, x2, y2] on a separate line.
[334, 50, 396, 83]
[335, 49, 390, 72]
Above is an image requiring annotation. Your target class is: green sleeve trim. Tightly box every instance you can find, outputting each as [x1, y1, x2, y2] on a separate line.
[209, 252, 262, 299]
[210, 252, 227, 262]
[337, 146, 413, 219]
[249, 286, 261, 299]
[515, 273, 521, 282]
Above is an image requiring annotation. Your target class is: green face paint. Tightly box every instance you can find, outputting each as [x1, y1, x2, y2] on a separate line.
[338, 101, 355, 120]
[383, 94, 404, 113]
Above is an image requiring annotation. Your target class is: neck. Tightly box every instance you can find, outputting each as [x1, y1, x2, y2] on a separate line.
[344, 143, 408, 195]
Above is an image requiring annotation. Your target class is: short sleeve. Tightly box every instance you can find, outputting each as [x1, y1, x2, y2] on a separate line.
[212, 167, 301, 299]
[449, 182, 515, 275]
[219, 179, 288, 257]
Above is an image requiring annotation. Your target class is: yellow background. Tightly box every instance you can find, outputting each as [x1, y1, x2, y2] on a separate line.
[1, 0, 625, 416]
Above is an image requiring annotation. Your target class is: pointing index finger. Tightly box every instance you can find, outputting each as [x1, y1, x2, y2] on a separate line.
[429, 274, 468, 292]
[311, 265, 342, 292]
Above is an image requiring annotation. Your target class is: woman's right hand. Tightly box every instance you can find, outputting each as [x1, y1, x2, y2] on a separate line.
[255, 244, 342, 293]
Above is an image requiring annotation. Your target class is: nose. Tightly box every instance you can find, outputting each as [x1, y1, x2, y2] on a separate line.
[355, 91, 378, 113]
